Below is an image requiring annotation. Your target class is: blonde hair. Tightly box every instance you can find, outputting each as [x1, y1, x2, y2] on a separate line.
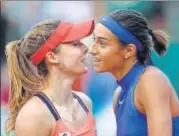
[5, 19, 61, 136]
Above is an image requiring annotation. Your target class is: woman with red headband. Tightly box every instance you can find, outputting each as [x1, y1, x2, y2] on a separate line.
[5, 19, 96, 136]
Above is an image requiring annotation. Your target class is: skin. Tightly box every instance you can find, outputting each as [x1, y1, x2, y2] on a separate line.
[15, 41, 93, 136]
[90, 23, 179, 136]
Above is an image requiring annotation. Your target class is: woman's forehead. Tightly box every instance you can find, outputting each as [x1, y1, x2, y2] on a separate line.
[94, 23, 118, 41]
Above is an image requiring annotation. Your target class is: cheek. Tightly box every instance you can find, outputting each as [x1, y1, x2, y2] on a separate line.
[103, 54, 122, 68]
[60, 50, 82, 67]
[101, 49, 123, 70]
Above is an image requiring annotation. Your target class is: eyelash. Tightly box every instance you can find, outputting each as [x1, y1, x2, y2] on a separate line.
[93, 37, 96, 41]
[73, 42, 80, 47]
[99, 41, 107, 47]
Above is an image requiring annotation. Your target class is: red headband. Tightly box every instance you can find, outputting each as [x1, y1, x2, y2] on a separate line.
[30, 19, 94, 65]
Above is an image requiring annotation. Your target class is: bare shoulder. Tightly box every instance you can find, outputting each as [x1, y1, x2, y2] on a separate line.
[17, 96, 51, 119]
[138, 66, 172, 106]
[143, 66, 167, 77]
[113, 86, 122, 113]
[73, 91, 92, 112]
[15, 96, 54, 136]
[140, 66, 172, 90]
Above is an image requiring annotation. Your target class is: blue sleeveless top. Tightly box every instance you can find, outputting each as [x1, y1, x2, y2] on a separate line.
[115, 63, 179, 136]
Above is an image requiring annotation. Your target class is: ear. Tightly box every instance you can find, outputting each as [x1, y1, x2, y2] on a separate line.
[45, 52, 59, 64]
[123, 44, 137, 59]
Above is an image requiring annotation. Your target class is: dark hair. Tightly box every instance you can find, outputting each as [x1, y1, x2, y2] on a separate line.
[109, 9, 169, 64]
[5, 19, 61, 135]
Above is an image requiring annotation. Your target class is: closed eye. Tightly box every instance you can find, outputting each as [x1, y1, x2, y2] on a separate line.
[100, 40, 107, 45]
[98, 39, 108, 48]
[72, 41, 81, 47]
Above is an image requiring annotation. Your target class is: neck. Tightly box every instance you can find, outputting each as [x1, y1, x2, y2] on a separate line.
[111, 59, 138, 80]
[44, 68, 76, 106]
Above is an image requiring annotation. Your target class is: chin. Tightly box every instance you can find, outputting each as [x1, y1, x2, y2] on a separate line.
[74, 67, 88, 76]
[94, 67, 106, 73]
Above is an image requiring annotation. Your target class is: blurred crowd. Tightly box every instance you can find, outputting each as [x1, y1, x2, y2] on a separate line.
[1, 1, 179, 136]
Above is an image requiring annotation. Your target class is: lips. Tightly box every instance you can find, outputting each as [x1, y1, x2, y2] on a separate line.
[81, 57, 85, 61]
[93, 58, 101, 62]
[81, 58, 86, 63]
[93, 58, 101, 66]
[81, 55, 88, 63]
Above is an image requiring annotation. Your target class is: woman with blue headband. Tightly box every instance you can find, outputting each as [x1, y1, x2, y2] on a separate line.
[90, 10, 179, 136]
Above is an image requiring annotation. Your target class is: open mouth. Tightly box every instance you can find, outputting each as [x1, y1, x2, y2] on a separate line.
[93, 58, 101, 62]
[93, 58, 102, 66]
[81, 58, 86, 62]
[81, 57, 88, 64]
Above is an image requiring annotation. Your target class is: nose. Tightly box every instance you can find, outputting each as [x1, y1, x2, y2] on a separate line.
[81, 44, 88, 54]
[89, 43, 98, 55]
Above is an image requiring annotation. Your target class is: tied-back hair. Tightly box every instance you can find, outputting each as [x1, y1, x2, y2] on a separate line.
[109, 10, 169, 64]
[5, 19, 61, 136]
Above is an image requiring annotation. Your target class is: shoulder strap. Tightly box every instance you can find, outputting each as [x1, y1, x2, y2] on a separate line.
[73, 93, 89, 113]
[34, 92, 61, 121]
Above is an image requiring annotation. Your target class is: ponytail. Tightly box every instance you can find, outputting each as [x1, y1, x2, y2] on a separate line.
[149, 29, 169, 56]
[5, 19, 61, 136]
[5, 41, 41, 136]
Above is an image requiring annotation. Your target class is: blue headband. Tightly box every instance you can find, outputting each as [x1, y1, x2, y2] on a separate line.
[99, 16, 144, 51]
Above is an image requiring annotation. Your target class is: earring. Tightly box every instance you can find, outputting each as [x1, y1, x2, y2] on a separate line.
[59, 62, 65, 70]
[124, 56, 128, 59]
